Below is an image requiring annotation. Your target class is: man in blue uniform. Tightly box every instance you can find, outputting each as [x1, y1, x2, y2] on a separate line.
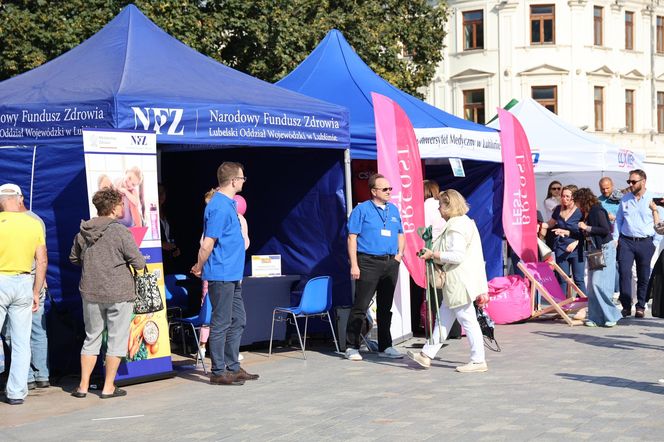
[191, 162, 258, 385]
[345, 174, 405, 361]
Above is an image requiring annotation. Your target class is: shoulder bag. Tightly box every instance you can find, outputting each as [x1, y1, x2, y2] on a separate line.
[585, 237, 606, 271]
[133, 265, 164, 314]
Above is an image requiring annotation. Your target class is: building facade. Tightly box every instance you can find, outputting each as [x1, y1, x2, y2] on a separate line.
[424, 0, 664, 162]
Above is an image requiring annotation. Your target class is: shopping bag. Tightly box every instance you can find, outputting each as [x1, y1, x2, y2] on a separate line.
[133, 266, 164, 314]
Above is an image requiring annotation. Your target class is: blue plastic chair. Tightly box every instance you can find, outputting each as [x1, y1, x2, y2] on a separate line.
[164, 274, 189, 316]
[269, 276, 340, 359]
[169, 295, 212, 373]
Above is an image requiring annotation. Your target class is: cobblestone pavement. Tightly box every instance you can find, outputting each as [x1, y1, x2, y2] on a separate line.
[3, 313, 664, 441]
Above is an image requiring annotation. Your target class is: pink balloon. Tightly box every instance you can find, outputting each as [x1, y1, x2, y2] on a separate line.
[234, 194, 247, 215]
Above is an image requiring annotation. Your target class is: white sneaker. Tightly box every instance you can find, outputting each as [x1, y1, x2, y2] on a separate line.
[345, 348, 363, 361]
[456, 361, 488, 373]
[238, 353, 244, 361]
[406, 350, 431, 368]
[378, 346, 404, 359]
[658, 378, 664, 384]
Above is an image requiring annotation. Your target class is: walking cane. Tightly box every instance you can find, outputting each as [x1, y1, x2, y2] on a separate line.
[418, 226, 444, 345]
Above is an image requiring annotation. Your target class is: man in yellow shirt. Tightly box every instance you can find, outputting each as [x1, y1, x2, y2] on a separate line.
[0, 183, 47, 405]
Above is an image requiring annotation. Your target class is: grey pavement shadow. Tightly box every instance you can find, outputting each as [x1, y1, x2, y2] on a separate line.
[533, 330, 664, 351]
[617, 319, 664, 328]
[557, 372, 664, 395]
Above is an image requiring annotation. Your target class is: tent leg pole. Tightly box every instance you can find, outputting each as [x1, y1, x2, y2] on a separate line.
[344, 149, 352, 218]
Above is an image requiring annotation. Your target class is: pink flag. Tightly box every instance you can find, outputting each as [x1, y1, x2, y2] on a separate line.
[498, 108, 538, 263]
[372, 92, 425, 287]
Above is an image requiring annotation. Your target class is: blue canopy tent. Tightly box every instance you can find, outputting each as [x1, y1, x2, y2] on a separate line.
[0, 5, 351, 374]
[277, 30, 504, 279]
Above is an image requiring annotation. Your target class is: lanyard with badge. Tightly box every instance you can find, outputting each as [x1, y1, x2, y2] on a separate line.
[373, 203, 391, 237]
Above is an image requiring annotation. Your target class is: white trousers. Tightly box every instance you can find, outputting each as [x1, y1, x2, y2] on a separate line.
[422, 300, 485, 363]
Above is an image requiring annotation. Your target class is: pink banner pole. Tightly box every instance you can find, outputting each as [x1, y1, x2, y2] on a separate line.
[372, 92, 425, 287]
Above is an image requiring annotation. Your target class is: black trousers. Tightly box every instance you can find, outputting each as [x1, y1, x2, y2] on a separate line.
[346, 254, 399, 352]
[618, 236, 656, 311]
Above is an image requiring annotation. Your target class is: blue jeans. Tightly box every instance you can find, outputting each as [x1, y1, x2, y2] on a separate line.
[588, 241, 622, 325]
[556, 250, 586, 296]
[29, 292, 49, 382]
[618, 236, 656, 310]
[208, 281, 246, 376]
[0, 274, 33, 400]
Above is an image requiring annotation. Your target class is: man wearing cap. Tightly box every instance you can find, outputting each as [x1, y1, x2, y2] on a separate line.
[345, 173, 405, 361]
[0, 183, 47, 405]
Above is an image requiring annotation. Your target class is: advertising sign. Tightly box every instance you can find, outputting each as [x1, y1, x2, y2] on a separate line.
[82, 128, 173, 383]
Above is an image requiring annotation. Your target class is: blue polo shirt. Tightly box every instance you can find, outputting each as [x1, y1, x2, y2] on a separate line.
[202, 192, 245, 281]
[598, 195, 620, 222]
[348, 201, 403, 255]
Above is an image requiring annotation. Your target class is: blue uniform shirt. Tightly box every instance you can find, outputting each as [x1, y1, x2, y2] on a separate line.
[614, 190, 663, 241]
[202, 192, 245, 281]
[348, 201, 403, 255]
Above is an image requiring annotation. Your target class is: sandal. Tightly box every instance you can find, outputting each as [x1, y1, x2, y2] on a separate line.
[71, 389, 87, 398]
[100, 387, 127, 399]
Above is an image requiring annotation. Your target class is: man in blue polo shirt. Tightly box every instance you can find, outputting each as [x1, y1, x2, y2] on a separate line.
[615, 169, 662, 318]
[345, 173, 405, 361]
[191, 162, 258, 385]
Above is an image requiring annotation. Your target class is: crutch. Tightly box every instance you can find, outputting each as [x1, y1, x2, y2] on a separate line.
[418, 226, 445, 345]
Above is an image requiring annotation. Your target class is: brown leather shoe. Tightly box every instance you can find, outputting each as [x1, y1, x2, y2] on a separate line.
[635, 308, 645, 318]
[236, 367, 259, 381]
[210, 372, 245, 386]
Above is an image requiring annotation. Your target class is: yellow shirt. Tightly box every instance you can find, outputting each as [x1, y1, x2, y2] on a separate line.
[0, 212, 45, 275]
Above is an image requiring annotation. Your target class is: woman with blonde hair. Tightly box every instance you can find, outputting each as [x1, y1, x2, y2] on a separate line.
[408, 189, 489, 373]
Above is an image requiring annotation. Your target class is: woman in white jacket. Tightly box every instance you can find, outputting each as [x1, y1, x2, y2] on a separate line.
[408, 189, 489, 373]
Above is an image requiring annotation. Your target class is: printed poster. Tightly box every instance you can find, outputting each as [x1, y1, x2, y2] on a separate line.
[82, 128, 173, 383]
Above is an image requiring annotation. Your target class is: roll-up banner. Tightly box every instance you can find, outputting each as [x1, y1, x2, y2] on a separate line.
[82, 128, 174, 384]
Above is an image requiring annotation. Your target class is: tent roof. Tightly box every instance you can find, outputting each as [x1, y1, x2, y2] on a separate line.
[277, 29, 494, 159]
[0, 4, 348, 148]
[487, 98, 643, 173]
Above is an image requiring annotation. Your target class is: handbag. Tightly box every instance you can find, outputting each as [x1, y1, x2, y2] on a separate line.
[133, 265, 164, 314]
[585, 238, 606, 271]
[433, 264, 446, 290]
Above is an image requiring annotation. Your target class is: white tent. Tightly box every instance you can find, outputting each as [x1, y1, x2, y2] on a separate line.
[488, 98, 645, 210]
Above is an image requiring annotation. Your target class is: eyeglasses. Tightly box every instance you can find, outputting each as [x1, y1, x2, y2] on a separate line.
[550, 187, 561, 191]
[626, 179, 643, 185]
[233, 176, 247, 182]
[374, 187, 393, 192]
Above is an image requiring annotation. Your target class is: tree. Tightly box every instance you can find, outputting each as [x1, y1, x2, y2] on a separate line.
[0, 0, 446, 96]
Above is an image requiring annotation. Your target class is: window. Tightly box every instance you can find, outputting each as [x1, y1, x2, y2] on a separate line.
[594, 6, 603, 46]
[463, 89, 485, 124]
[463, 10, 484, 50]
[625, 90, 634, 133]
[658, 92, 664, 133]
[658, 16, 664, 53]
[531, 86, 557, 114]
[531, 5, 555, 44]
[594, 86, 604, 132]
[625, 11, 634, 50]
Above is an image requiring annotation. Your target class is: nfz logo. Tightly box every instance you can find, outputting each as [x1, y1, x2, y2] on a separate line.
[618, 149, 635, 168]
[131, 135, 147, 146]
[132, 107, 185, 135]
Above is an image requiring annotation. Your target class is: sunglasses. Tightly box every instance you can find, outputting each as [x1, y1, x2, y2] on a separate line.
[374, 187, 393, 192]
[626, 179, 642, 185]
[233, 176, 247, 182]
[550, 187, 561, 191]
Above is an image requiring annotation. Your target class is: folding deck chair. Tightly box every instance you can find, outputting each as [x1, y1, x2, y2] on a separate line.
[517, 261, 588, 326]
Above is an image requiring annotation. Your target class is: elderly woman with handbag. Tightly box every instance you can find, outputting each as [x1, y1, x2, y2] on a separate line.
[574, 188, 622, 327]
[407, 189, 489, 373]
[69, 188, 145, 399]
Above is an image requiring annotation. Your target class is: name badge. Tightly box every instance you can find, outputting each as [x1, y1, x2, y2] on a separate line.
[381, 229, 391, 237]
